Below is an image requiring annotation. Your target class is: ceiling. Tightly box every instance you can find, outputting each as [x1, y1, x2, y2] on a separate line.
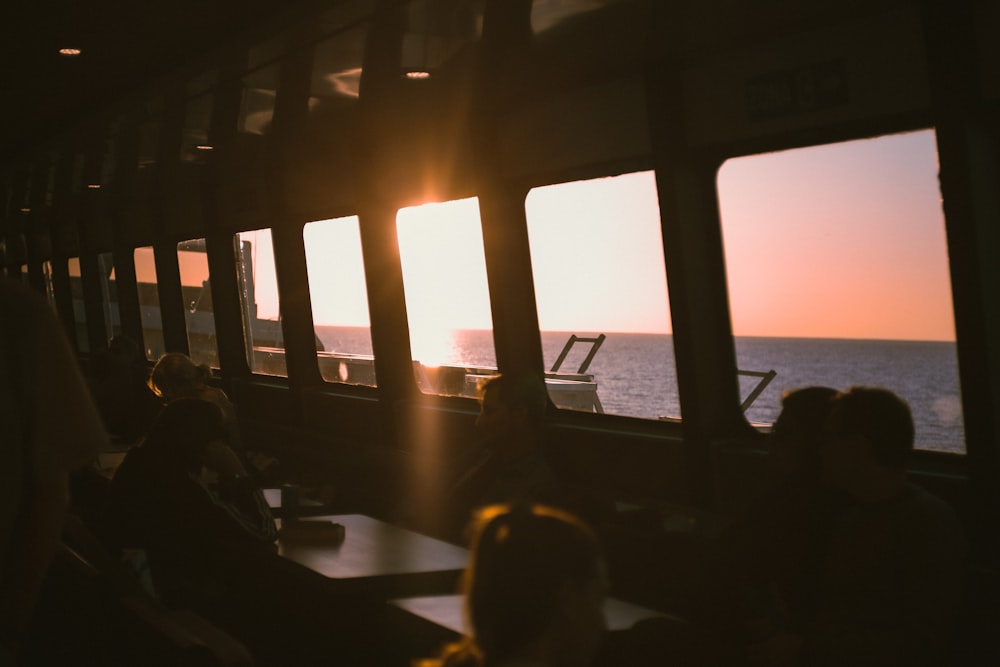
[0, 1, 309, 160]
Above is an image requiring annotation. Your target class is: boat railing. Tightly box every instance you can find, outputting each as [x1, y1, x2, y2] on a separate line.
[550, 333, 606, 374]
[738, 368, 777, 412]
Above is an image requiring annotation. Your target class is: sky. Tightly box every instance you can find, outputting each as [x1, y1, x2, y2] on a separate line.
[239, 128, 956, 346]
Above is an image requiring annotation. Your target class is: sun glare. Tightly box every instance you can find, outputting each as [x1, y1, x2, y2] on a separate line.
[396, 198, 495, 366]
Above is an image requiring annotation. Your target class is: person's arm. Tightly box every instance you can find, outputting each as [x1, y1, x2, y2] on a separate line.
[0, 287, 108, 647]
[199, 441, 278, 544]
[0, 471, 70, 639]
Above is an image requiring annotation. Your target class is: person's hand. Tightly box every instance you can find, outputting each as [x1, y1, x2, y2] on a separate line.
[203, 440, 247, 477]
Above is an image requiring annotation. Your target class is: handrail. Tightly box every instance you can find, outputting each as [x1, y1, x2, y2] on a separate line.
[550, 333, 607, 374]
[738, 368, 777, 412]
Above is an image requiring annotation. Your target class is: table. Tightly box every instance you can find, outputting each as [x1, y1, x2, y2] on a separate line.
[385, 593, 682, 665]
[276, 514, 469, 597]
[262, 487, 327, 518]
[388, 594, 673, 636]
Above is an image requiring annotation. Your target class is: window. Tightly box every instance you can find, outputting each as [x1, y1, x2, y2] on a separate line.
[42, 259, 55, 308]
[177, 239, 219, 368]
[718, 130, 964, 453]
[235, 230, 286, 376]
[179, 72, 216, 163]
[303, 216, 376, 385]
[525, 171, 676, 418]
[97, 252, 122, 339]
[134, 246, 164, 361]
[67, 257, 89, 353]
[239, 64, 279, 136]
[397, 198, 494, 396]
[398, 0, 483, 74]
[531, 0, 626, 34]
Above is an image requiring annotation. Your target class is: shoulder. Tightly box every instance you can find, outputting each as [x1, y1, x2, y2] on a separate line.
[6, 281, 109, 470]
[895, 483, 967, 560]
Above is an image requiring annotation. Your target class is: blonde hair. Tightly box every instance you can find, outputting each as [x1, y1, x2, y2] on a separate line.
[148, 352, 211, 399]
[430, 503, 602, 667]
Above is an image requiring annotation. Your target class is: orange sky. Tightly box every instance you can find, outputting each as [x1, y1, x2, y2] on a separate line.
[241, 129, 955, 345]
[718, 129, 955, 342]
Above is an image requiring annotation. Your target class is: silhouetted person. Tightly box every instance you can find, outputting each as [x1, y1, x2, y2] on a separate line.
[725, 387, 844, 652]
[148, 352, 278, 482]
[0, 279, 107, 661]
[444, 373, 560, 539]
[148, 352, 239, 442]
[749, 386, 967, 667]
[107, 398, 276, 607]
[420, 503, 607, 667]
[89, 334, 160, 445]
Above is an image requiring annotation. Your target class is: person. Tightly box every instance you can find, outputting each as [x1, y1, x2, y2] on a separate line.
[444, 373, 560, 538]
[148, 351, 278, 482]
[724, 387, 843, 650]
[0, 279, 107, 661]
[749, 386, 967, 667]
[106, 398, 277, 607]
[89, 334, 161, 445]
[420, 503, 608, 667]
[147, 352, 239, 437]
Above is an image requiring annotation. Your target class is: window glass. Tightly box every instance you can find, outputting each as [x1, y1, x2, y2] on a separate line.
[134, 246, 165, 361]
[310, 26, 368, 111]
[179, 93, 214, 164]
[42, 259, 55, 308]
[97, 252, 121, 339]
[531, 0, 627, 34]
[718, 130, 964, 453]
[397, 199, 494, 396]
[67, 257, 90, 353]
[239, 64, 279, 136]
[235, 230, 286, 376]
[303, 216, 376, 385]
[526, 172, 675, 418]
[399, 0, 483, 74]
[137, 117, 160, 170]
[177, 239, 219, 368]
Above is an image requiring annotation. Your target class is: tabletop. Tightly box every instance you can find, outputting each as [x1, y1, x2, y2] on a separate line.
[276, 514, 469, 584]
[388, 594, 675, 635]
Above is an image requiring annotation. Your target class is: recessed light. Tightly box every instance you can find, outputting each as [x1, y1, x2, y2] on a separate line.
[58, 48, 82, 56]
[87, 184, 101, 189]
[404, 71, 431, 80]
[19, 208, 30, 213]
[195, 145, 214, 151]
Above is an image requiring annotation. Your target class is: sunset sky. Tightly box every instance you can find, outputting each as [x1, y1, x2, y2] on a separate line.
[243, 128, 956, 347]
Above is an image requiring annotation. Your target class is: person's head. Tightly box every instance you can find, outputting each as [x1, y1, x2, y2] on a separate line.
[108, 334, 144, 364]
[148, 352, 211, 400]
[475, 373, 548, 451]
[770, 386, 838, 479]
[462, 503, 607, 667]
[822, 386, 914, 489]
[146, 398, 228, 475]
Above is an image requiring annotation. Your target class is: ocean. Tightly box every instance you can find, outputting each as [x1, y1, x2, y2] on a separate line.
[315, 327, 965, 454]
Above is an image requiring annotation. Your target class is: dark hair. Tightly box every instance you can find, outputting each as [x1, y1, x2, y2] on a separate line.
[477, 373, 549, 425]
[778, 386, 838, 434]
[771, 386, 838, 476]
[439, 504, 602, 665]
[828, 386, 914, 469]
[146, 398, 227, 474]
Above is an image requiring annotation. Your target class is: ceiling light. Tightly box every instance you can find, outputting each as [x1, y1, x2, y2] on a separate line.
[19, 208, 30, 213]
[195, 145, 214, 151]
[404, 71, 431, 80]
[58, 48, 82, 56]
[87, 184, 101, 189]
